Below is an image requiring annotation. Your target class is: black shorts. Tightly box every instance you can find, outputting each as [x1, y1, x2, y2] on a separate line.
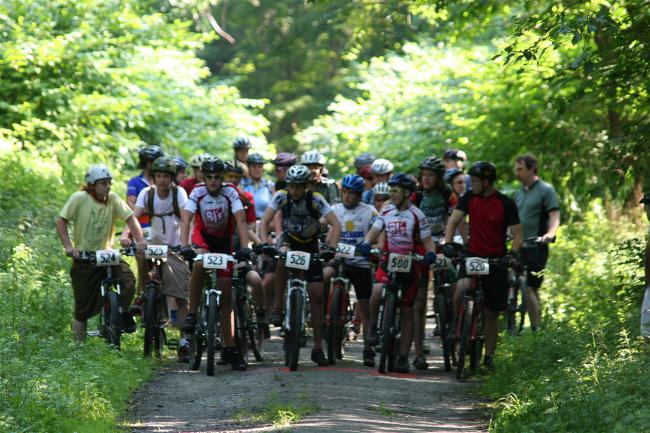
[328, 261, 373, 300]
[279, 236, 323, 284]
[458, 259, 508, 312]
[520, 245, 549, 289]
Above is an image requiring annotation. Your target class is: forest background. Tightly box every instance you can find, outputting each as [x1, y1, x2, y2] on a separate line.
[0, 0, 649, 432]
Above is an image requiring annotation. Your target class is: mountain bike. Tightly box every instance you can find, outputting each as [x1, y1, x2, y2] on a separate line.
[376, 251, 424, 374]
[232, 256, 264, 364]
[77, 246, 136, 349]
[431, 253, 456, 371]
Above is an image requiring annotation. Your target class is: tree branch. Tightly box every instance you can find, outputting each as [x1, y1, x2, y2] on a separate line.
[202, 7, 235, 44]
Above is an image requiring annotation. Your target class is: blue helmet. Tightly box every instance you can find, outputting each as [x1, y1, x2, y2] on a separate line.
[173, 157, 188, 171]
[341, 174, 365, 193]
[388, 173, 417, 192]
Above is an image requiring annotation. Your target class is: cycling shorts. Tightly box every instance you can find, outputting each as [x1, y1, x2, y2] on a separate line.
[278, 235, 323, 284]
[520, 245, 549, 289]
[328, 261, 373, 300]
[192, 230, 234, 278]
[375, 259, 421, 307]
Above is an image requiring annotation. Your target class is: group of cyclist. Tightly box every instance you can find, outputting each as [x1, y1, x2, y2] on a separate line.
[56, 137, 562, 375]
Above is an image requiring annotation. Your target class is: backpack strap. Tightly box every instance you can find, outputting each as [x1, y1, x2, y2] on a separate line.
[305, 190, 321, 219]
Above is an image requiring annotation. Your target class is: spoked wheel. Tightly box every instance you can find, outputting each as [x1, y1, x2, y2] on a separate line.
[189, 328, 204, 371]
[103, 290, 122, 349]
[470, 312, 485, 374]
[206, 292, 220, 376]
[456, 300, 474, 380]
[326, 284, 344, 365]
[287, 289, 304, 371]
[143, 285, 164, 358]
[234, 294, 249, 365]
[435, 292, 452, 372]
[378, 292, 396, 374]
[505, 287, 518, 336]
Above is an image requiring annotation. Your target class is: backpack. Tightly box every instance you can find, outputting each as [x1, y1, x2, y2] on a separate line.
[147, 185, 181, 220]
[282, 190, 321, 220]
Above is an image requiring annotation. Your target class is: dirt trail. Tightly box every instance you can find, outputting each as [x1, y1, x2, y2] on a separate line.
[125, 324, 488, 433]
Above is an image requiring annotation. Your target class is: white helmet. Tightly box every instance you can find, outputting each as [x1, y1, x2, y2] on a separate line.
[286, 164, 311, 183]
[373, 182, 390, 196]
[85, 164, 113, 184]
[300, 150, 326, 165]
[371, 158, 394, 175]
[189, 153, 211, 168]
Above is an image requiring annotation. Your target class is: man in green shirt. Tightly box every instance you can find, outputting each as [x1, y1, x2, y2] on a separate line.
[56, 164, 146, 341]
[514, 154, 560, 331]
[642, 192, 650, 292]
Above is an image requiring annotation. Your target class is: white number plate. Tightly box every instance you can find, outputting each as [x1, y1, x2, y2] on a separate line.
[387, 253, 412, 273]
[203, 253, 229, 270]
[286, 251, 310, 270]
[96, 249, 120, 267]
[466, 257, 490, 275]
[145, 245, 168, 259]
[432, 254, 453, 271]
[336, 243, 356, 259]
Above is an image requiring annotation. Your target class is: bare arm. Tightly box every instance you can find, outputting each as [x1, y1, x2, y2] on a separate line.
[258, 206, 276, 244]
[234, 210, 250, 249]
[56, 217, 78, 257]
[444, 209, 466, 244]
[422, 236, 436, 254]
[180, 209, 193, 247]
[324, 211, 341, 249]
[365, 226, 382, 245]
[510, 223, 523, 253]
[543, 209, 560, 242]
[125, 215, 145, 244]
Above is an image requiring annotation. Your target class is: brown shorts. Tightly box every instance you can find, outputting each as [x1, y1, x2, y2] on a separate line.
[160, 252, 190, 299]
[70, 260, 136, 321]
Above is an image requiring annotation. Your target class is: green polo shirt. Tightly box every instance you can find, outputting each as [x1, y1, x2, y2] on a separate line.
[514, 179, 559, 239]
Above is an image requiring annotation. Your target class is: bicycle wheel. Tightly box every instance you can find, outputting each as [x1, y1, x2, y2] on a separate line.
[103, 290, 122, 349]
[143, 285, 161, 358]
[504, 288, 517, 336]
[435, 292, 452, 372]
[378, 291, 396, 374]
[234, 292, 249, 365]
[326, 284, 344, 365]
[287, 288, 304, 371]
[471, 310, 485, 373]
[189, 321, 203, 371]
[456, 300, 473, 380]
[206, 291, 220, 376]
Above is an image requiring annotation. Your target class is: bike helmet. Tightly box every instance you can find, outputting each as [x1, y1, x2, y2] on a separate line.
[273, 152, 297, 167]
[419, 156, 446, 175]
[444, 167, 465, 184]
[201, 156, 225, 174]
[373, 182, 390, 196]
[371, 158, 394, 175]
[354, 152, 375, 170]
[189, 153, 211, 168]
[359, 165, 373, 180]
[151, 156, 178, 174]
[246, 153, 266, 165]
[138, 145, 165, 162]
[443, 148, 467, 162]
[85, 164, 113, 184]
[341, 174, 365, 193]
[300, 150, 326, 165]
[224, 160, 244, 175]
[232, 136, 252, 150]
[468, 161, 497, 182]
[388, 173, 417, 192]
[173, 157, 188, 172]
[286, 164, 311, 183]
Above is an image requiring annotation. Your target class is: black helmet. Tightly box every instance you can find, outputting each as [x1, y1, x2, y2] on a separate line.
[444, 168, 465, 184]
[468, 161, 497, 182]
[151, 156, 178, 174]
[246, 153, 265, 165]
[233, 136, 251, 150]
[443, 148, 467, 162]
[139, 145, 165, 162]
[419, 156, 446, 175]
[201, 157, 225, 174]
[388, 173, 417, 192]
[224, 160, 244, 175]
[354, 152, 375, 170]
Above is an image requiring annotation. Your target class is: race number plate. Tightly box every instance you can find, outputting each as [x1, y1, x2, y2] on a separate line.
[145, 245, 168, 260]
[96, 249, 120, 267]
[466, 257, 490, 275]
[387, 253, 412, 273]
[142, 227, 152, 242]
[336, 243, 356, 259]
[285, 251, 310, 270]
[203, 253, 229, 270]
[432, 254, 453, 271]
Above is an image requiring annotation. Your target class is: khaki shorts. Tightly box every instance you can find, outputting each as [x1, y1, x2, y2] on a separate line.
[70, 260, 135, 321]
[159, 252, 190, 299]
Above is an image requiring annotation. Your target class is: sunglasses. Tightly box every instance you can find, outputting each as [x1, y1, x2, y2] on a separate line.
[375, 196, 388, 202]
[205, 174, 223, 181]
[388, 188, 403, 194]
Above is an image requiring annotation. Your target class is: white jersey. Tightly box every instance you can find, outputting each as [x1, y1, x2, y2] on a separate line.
[135, 186, 187, 246]
[184, 184, 243, 237]
[372, 203, 431, 255]
[332, 202, 378, 268]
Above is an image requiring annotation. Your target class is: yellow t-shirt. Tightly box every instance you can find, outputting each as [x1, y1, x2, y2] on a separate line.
[59, 191, 133, 251]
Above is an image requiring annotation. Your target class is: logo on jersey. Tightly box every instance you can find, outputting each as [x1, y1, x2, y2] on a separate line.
[387, 220, 407, 235]
[205, 208, 224, 224]
[345, 220, 355, 232]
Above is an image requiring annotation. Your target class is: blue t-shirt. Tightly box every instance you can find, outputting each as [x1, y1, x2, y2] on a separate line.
[127, 174, 151, 227]
[241, 177, 274, 219]
[362, 188, 374, 205]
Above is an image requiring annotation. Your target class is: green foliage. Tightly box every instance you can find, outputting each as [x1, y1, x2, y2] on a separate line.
[483, 210, 649, 432]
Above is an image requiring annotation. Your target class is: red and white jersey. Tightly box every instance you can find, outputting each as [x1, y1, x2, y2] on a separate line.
[184, 183, 243, 237]
[372, 203, 431, 255]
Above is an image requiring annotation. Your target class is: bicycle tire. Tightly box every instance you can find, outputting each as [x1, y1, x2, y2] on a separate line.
[435, 292, 452, 372]
[143, 285, 160, 358]
[234, 291, 249, 365]
[103, 289, 122, 349]
[326, 284, 344, 365]
[378, 291, 396, 374]
[505, 289, 517, 336]
[288, 288, 304, 371]
[456, 300, 473, 380]
[470, 312, 485, 373]
[206, 291, 220, 376]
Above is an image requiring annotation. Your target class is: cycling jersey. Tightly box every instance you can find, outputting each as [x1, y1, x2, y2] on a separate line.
[184, 183, 243, 239]
[372, 203, 431, 255]
[331, 202, 378, 268]
[456, 190, 520, 257]
[414, 187, 457, 237]
[127, 173, 151, 227]
[179, 177, 200, 195]
[241, 177, 273, 218]
[268, 190, 332, 243]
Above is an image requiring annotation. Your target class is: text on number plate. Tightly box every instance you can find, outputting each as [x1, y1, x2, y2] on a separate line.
[387, 253, 412, 273]
[96, 249, 120, 267]
[145, 245, 168, 260]
[432, 254, 453, 270]
[203, 253, 229, 270]
[285, 251, 311, 270]
[466, 257, 490, 275]
[336, 243, 356, 259]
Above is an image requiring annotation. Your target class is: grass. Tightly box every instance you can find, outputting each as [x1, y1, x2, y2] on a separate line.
[234, 392, 320, 428]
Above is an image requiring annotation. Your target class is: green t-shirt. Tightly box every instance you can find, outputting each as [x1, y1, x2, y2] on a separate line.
[514, 179, 560, 239]
[59, 191, 133, 250]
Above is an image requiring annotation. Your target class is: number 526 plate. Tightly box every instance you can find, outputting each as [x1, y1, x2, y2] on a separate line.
[285, 251, 310, 270]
